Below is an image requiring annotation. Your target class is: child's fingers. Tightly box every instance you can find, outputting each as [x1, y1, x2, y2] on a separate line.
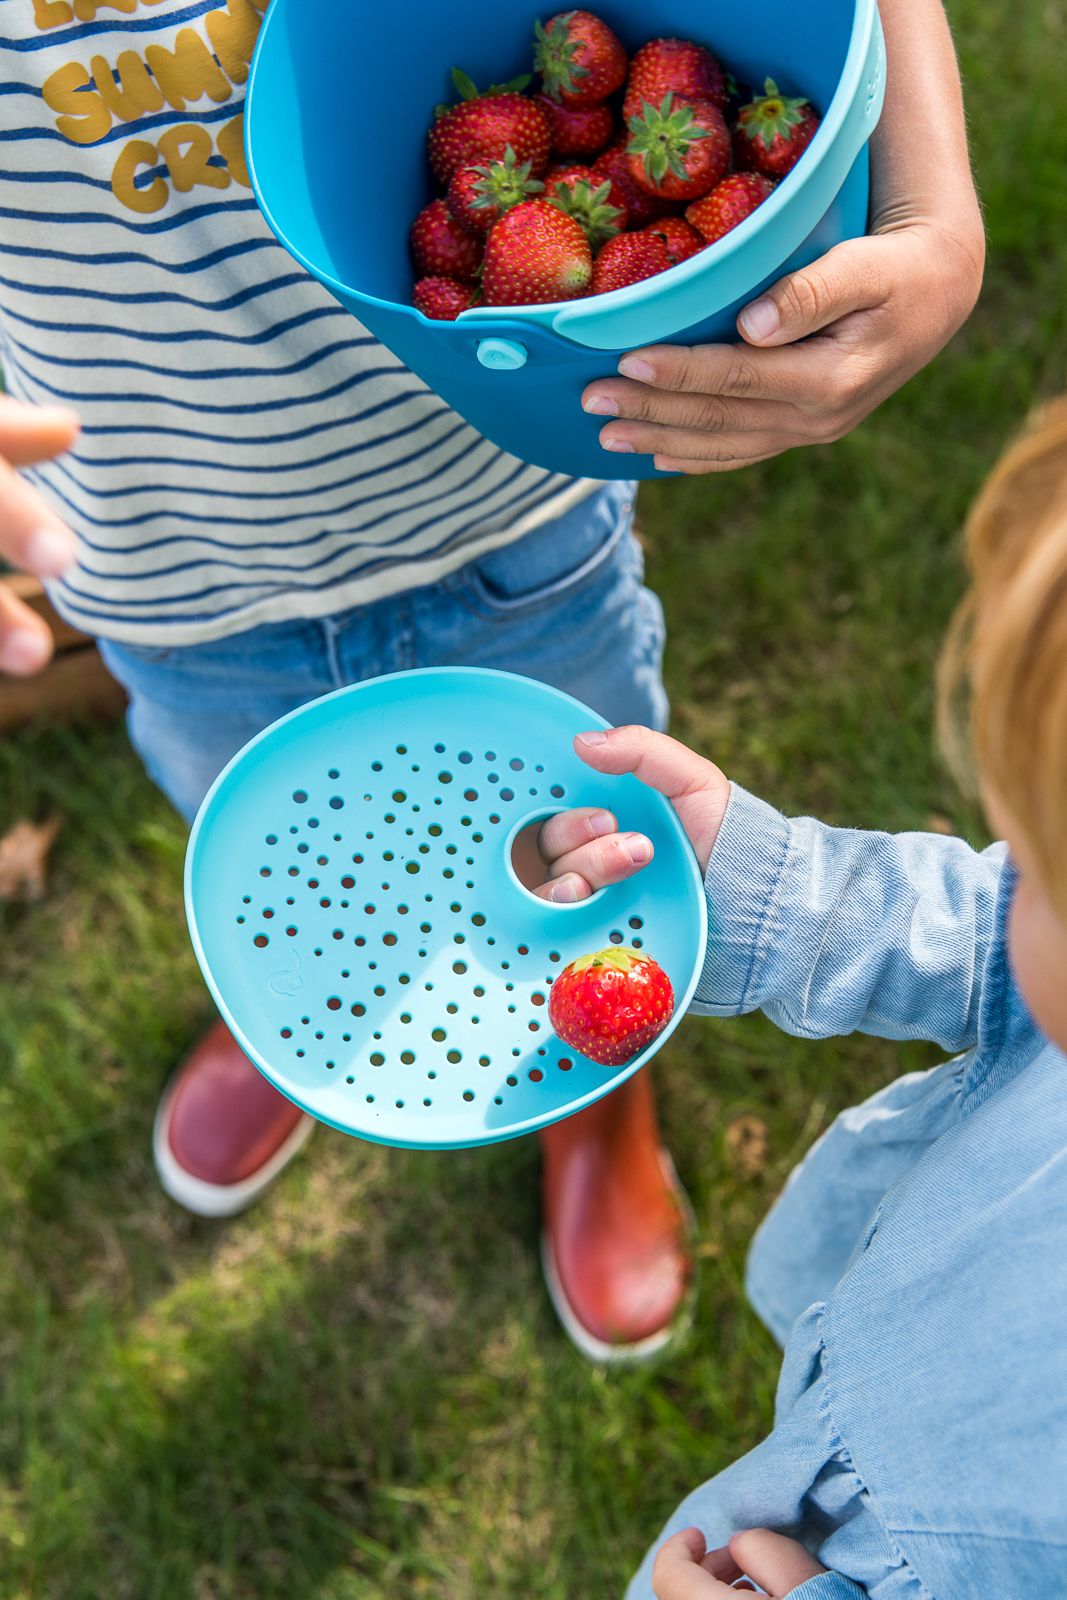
[0, 395, 81, 467]
[728, 1529, 826, 1594]
[531, 871, 593, 904]
[0, 461, 78, 576]
[652, 1529, 741, 1598]
[545, 829, 653, 890]
[574, 726, 731, 871]
[0, 583, 54, 675]
[536, 806, 618, 865]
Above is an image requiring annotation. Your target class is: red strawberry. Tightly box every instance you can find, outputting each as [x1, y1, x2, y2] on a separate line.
[625, 37, 727, 120]
[643, 215, 705, 264]
[686, 172, 775, 244]
[410, 198, 482, 282]
[533, 9, 627, 108]
[627, 93, 730, 201]
[536, 92, 615, 158]
[592, 139, 676, 226]
[413, 276, 477, 320]
[733, 78, 820, 179]
[447, 146, 544, 236]
[548, 946, 674, 1066]
[482, 198, 592, 306]
[544, 165, 626, 249]
[429, 88, 552, 187]
[591, 229, 672, 294]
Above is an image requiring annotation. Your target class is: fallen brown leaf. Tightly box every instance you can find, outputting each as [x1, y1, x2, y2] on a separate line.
[0, 817, 61, 902]
[725, 1113, 768, 1177]
[925, 814, 956, 836]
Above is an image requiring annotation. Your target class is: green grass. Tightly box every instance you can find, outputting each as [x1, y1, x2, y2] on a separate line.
[2, 4, 1066, 1594]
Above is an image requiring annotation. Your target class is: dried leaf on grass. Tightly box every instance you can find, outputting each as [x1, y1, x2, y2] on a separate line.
[925, 814, 956, 836]
[0, 817, 61, 902]
[725, 1113, 768, 1177]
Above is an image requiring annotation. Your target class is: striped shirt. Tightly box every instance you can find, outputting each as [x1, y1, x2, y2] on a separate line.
[0, 0, 594, 645]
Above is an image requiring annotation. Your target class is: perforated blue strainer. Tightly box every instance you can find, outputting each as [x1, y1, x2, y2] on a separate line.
[185, 668, 707, 1149]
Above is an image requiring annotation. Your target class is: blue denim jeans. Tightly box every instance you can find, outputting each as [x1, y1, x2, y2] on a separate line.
[99, 482, 666, 824]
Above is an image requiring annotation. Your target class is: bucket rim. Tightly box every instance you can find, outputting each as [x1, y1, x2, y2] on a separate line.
[246, 0, 882, 335]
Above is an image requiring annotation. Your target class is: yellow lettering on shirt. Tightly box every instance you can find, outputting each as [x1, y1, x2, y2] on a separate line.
[41, 60, 112, 144]
[92, 49, 164, 121]
[41, 1, 270, 211]
[32, 0, 74, 28]
[157, 123, 231, 192]
[216, 113, 251, 188]
[204, 0, 262, 85]
[73, 1, 139, 20]
[110, 136, 168, 213]
[144, 28, 232, 112]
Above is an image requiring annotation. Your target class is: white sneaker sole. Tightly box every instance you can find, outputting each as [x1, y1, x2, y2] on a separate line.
[541, 1151, 697, 1367]
[153, 1078, 315, 1219]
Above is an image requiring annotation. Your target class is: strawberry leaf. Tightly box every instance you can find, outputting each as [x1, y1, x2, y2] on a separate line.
[533, 12, 591, 103]
[549, 176, 623, 250]
[488, 73, 533, 95]
[451, 66, 481, 101]
[627, 93, 710, 187]
[739, 78, 810, 152]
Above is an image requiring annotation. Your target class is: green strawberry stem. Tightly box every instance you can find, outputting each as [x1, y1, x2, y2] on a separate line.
[627, 93, 710, 186]
[548, 176, 623, 251]
[533, 12, 590, 104]
[470, 146, 544, 215]
[743, 78, 809, 152]
[570, 946, 645, 974]
[435, 67, 533, 118]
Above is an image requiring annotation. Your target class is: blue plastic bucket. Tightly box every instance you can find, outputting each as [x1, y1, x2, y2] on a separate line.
[245, 1, 885, 481]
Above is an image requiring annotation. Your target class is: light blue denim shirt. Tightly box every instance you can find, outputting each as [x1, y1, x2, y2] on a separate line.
[626, 786, 1067, 1600]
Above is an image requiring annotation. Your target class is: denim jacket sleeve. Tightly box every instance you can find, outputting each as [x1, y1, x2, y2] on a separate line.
[691, 784, 1008, 1052]
[790, 1575, 869, 1600]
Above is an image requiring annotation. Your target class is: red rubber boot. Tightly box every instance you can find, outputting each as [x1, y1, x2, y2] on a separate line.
[154, 1020, 314, 1217]
[540, 1068, 694, 1362]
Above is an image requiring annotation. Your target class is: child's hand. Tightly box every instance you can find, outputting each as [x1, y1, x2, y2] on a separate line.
[529, 726, 731, 903]
[653, 1527, 828, 1598]
[0, 396, 81, 676]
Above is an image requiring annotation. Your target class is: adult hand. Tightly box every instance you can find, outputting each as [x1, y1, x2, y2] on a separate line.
[581, 0, 986, 473]
[582, 224, 984, 474]
[653, 1526, 828, 1598]
[527, 725, 731, 902]
[0, 396, 80, 674]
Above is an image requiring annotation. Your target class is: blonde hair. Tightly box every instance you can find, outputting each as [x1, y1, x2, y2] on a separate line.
[938, 397, 1067, 919]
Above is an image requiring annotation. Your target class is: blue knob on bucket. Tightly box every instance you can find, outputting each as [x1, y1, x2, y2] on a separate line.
[477, 338, 528, 371]
[245, 1, 884, 481]
[185, 669, 708, 1152]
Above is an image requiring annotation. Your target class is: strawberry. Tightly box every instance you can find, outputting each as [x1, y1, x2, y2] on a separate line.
[482, 198, 592, 306]
[536, 92, 615, 158]
[548, 946, 674, 1066]
[429, 78, 552, 187]
[643, 215, 705, 264]
[447, 146, 544, 236]
[591, 229, 672, 293]
[410, 198, 482, 282]
[686, 172, 775, 244]
[627, 93, 730, 201]
[625, 37, 727, 120]
[545, 165, 626, 249]
[413, 276, 477, 320]
[733, 78, 820, 179]
[534, 9, 627, 108]
[592, 139, 676, 227]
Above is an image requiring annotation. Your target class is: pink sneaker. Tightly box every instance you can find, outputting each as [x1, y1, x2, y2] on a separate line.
[154, 1020, 314, 1217]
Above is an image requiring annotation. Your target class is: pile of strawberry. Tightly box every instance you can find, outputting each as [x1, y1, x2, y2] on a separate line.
[410, 11, 821, 318]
